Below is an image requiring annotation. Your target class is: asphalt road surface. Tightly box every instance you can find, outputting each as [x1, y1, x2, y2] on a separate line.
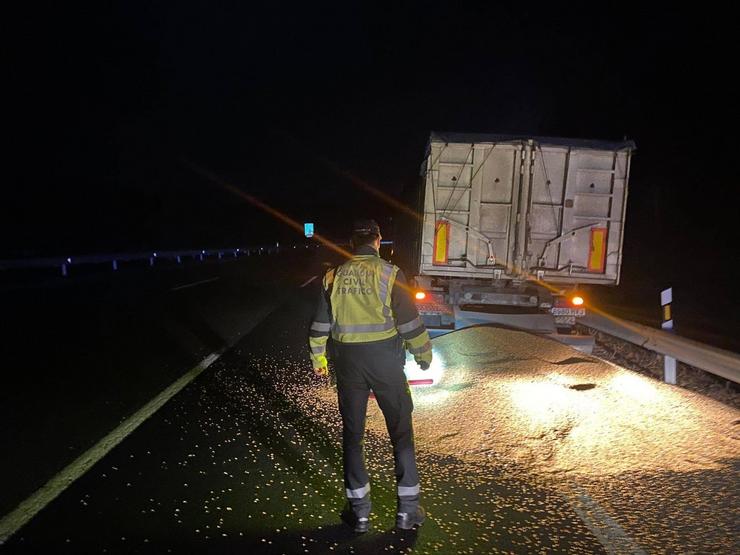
[2, 250, 738, 553]
[0, 249, 316, 518]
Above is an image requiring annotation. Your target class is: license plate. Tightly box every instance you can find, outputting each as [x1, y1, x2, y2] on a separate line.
[554, 315, 576, 326]
[420, 304, 453, 315]
[551, 307, 585, 316]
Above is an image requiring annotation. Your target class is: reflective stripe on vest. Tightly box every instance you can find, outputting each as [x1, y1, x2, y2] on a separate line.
[329, 256, 399, 344]
[378, 262, 394, 320]
[334, 320, 396, 334]
[397, 316, 423, 335]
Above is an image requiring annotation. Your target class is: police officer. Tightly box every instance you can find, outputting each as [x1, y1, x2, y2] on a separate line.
[308, 219, 432, 533]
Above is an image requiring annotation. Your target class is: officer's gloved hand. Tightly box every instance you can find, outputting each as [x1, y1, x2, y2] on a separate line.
[418, 360, 430, 371]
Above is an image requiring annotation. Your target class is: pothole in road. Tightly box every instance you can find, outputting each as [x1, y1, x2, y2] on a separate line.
[569, 383, 597, 391]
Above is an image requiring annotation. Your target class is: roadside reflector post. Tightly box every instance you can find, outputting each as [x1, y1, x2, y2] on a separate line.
[176, 256, 181, 264]
[149, 257, 154, 266]
[61, 263, 68, 277]
[661, 287, 676, 384]
[112, 260, 118, 271]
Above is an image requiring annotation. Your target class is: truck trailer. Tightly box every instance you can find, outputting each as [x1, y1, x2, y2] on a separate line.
[395, 131, 636, 353]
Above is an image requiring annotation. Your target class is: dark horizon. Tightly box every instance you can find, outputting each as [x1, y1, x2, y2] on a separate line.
[4, 3, 736, 297]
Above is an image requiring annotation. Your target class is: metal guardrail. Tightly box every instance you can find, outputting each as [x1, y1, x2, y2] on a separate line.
[582, 314, 740, 384]
[0, 244, 320, 276]
[0, 240, 393, 276]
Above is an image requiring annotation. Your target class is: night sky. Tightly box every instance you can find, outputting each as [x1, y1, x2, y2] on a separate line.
[4, 3, 736, 312]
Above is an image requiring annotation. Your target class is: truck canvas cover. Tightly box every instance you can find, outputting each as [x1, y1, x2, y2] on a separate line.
[418, 132, 635, 285]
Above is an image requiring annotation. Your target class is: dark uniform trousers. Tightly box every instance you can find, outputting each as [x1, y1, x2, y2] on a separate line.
[334, 335, 420, 518]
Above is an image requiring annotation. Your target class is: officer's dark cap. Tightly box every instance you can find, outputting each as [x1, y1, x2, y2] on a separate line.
[351, 219, 381, 236]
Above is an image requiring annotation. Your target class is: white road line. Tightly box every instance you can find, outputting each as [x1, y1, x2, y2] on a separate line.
[565, 487, 646, 554]
[170, 277, 220, 291]
[299, 275, 318, 288]
[0, 352, 222, 544]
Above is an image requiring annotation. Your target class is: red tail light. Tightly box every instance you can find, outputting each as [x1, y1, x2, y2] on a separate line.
[415, 291, 427, 300]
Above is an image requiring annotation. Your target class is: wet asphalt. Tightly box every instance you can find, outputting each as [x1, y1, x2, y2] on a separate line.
[2, 250, 737, 553]
[0, 249, 316, 519]
[2, 268, 606, 554]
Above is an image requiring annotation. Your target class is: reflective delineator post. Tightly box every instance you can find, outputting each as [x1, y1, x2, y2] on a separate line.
[661, 287, 676, 384]
[112, 260, 118, 271]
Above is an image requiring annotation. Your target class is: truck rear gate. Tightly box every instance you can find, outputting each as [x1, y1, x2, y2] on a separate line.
[419, 133, 634, 285]
[406, 132, 635, 353]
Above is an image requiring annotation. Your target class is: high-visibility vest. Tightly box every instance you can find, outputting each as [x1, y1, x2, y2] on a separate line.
[328, 255, 399, 344]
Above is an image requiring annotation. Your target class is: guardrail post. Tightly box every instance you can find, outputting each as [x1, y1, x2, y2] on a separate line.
[661, 287, 676, 384]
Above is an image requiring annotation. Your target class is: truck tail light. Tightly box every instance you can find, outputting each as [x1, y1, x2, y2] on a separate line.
[571, 295, 584, 306]
[415, 291, 427, 301]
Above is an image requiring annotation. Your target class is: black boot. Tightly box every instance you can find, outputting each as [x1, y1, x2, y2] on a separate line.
[396, 505, 425, 530]
[353, 516, 370, 533]
[341, 506, 370, 533]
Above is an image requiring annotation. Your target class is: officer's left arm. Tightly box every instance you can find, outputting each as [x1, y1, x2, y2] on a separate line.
[308, 271, 333, 374]
[391, 270, 432, 367]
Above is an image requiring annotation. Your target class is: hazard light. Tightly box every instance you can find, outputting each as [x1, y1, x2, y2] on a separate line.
[571, 295, 584, 306]
[415, 291, 427, 300]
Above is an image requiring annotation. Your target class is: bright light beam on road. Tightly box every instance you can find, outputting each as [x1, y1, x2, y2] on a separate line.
[609, 372, 660, 402]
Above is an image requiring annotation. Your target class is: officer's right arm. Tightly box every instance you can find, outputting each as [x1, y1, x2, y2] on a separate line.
[391, 270, 432, 368]
[308, 270, 334, 374]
